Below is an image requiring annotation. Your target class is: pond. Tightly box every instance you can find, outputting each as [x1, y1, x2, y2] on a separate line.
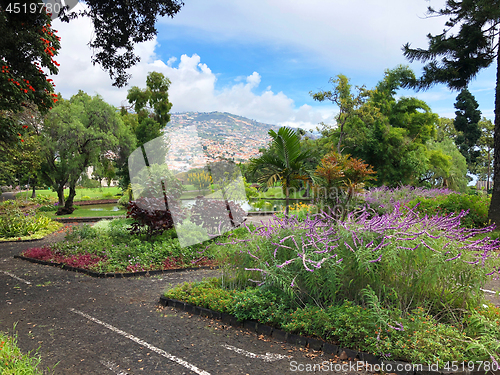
[83, 203, 122, 212]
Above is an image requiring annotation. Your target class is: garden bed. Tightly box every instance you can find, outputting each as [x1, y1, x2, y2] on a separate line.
[16, 217, 247, 275]
[161, 206, 500, 369]
[14, 254, 217, 278]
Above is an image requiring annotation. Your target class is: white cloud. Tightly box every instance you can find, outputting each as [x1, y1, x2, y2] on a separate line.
[49, 10, 331, 128]
[162, 0, 449, 73]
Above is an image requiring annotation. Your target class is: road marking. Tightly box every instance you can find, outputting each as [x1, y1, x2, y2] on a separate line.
[100, 359, 129, 375]
[70, 309, 211, 375]
[221, 343, 290, 362]
[481, 287, 497, 295]
[1, 270, 31, 285]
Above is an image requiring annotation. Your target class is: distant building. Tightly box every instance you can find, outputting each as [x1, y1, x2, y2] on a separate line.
[476, 181, 492, 190]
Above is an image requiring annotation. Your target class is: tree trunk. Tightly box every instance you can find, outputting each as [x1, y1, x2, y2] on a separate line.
[285, 183, 290, 217]
[31, 184, 36, 199]
[58, 183, 76, 215]
[56, 184, 65, 207]
[488, 47, 500, 224]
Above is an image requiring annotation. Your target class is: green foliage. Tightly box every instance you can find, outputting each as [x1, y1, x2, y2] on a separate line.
[0, 205, 54, 238]
[407, 194, 490, 228]
[248, 127, 313, 215]
[423, 138, 468, 192]
[165, 280, 500, 365]
[329, 66, 439, 187]
[40, 92, 128, 213]
[454, 89, 482, 171]
[0, 330, 45, 375]
[310, 74, 367, 153]
[126, 71, 172, 146]
[1, 4, 60, 143]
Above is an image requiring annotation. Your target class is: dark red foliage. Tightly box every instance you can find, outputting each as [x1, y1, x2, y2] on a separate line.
[190, 198, 246, 234]
[22, 247, 54, 261]
[162, 257, 184, 269]
[127, 197, 185, 237]
[22, 247, 104, 270]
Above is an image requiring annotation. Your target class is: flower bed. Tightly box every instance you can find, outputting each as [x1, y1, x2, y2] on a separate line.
[19, 218, 247, 274]
[165, 206, 500, 366]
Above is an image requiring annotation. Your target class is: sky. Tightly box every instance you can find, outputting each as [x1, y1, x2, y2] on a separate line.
[49, 0, 498, 130]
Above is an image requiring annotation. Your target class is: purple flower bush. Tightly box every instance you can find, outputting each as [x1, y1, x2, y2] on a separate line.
[362, 185, 458, 215]
[221, 204, 500, 316]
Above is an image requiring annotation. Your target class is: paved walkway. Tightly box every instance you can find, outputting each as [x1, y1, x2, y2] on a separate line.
[0, 229, 371, 375]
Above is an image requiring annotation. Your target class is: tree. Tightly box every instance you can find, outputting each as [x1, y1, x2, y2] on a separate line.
[248, 127, 312, 216]
[422, 138, 468, 192]
[40, 92, 127, 214]
[312, 151, 376, 220]
[334, 66, 438, 186]
[117, 72, 173, 190]
[435, 117, 457, 142]
[402, 0, 500, 223]
[453, 88, 482, 172]
[310, 75, 367, 154]
[477, 117, 495, 191]
[2, 0, 184, 88]
[0, 3, 61, 144]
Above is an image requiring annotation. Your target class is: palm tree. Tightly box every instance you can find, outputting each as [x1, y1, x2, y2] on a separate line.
[249, 127, 312, 216]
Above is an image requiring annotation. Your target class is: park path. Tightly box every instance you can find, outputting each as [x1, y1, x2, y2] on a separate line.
[0, 228, 372, 375]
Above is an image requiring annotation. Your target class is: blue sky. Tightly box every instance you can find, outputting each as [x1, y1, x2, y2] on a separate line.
[50, 0, 498, 130]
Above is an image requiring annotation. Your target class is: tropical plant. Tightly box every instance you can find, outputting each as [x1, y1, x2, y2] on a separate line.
[248, 127, 312, 216]
[312, 150, 376, 219]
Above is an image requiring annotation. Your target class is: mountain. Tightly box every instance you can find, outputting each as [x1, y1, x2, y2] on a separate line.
[164, 112, 280, 167]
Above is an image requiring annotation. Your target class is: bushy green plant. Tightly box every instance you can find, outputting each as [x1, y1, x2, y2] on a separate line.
[217, 206, 500, 322]
[165, 280, 500, 365]
[408, 193, 490, 228]
[0, 206, 53, 238]
[0, 330, 45, 374]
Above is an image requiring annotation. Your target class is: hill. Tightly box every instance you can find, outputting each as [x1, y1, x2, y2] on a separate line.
[164, 112, 280, 169]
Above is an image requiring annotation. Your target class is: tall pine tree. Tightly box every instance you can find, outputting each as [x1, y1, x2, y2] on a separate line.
[454, 88, 482, 172]
[403, 0, 500, 224]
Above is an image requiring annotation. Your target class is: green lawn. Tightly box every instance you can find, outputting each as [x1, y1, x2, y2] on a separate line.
[43, 204, 127, 218]
[17, 187, 122, 201]
[256, 186, 307, 199]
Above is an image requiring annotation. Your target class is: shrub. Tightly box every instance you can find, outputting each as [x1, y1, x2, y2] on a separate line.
[0, 207, 53, 238]
[363, 185, 458, 215]
[127, 197, 185, 238]
[407, 193, 490, 228]
[190, 197, 246, 234]
[165, 280, 500, 364]
[81, 195, 91, 200]
[218, 205, 500, 320]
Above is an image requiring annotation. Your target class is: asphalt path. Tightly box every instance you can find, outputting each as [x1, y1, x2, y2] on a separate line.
[0, 229, 373, 375]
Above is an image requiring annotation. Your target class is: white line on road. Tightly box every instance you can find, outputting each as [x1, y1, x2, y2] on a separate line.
[1, 270, 31, 285]
[100, 359, 129, 375]
[70, 308, 211, 375]
[221, 343, 290, 362]
[481, 287, 498, 295]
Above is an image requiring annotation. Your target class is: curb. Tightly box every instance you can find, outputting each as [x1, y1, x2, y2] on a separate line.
[53, 216, 126, 223]
[14, 255, 219, 278]
[158, 296, 497, 375]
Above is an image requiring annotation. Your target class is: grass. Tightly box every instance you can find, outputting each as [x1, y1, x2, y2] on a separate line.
[42, 205, 127, 218]
[0, 330, 48, 374]
[256, 186, 307, 199]
[16, 187, 122, 202]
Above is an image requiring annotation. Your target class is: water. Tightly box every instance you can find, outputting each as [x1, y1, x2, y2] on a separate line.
[84, 204, 121, 212]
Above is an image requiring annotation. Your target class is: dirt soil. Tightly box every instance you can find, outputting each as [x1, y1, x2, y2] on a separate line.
[0, 225, 380, 375]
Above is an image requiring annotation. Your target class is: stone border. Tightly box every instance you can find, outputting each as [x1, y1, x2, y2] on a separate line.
[53, 216, 126, 223]
[14, 255, 218, 278]
[158, 296, 496, 375]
